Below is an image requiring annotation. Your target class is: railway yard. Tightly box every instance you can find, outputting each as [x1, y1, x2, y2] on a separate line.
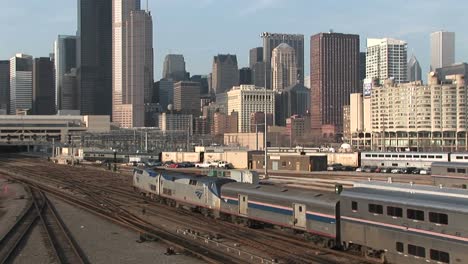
[0, 153, 449, 264]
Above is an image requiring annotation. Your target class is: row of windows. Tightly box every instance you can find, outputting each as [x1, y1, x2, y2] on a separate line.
[446, 167, 467, 174]
[352, 201, 448, 224]
[364, 153, 444, 159]
[395, 242, 449, 263]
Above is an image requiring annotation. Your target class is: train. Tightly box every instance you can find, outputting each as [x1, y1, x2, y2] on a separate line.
[431, 162, 468, 189]
[133, 168, 468, 264]
[360, 151, 468, 169]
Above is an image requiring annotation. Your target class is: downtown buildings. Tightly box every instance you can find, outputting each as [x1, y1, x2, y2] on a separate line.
[212, 54, 239, 94]
[366, 38, 408, 83]
[9, 54, 33, 114]
[54, 35, 77, 111]
[33, 57, 55, 115]
[430, 31, 455, 71]
[271, 43, 297, 92]
[0, 61, 9, 113]
[163, 54, 188, 82]
[407, 55, 422, 82]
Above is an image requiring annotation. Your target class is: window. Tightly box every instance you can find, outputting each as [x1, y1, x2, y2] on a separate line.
[282, 162, 287, 167]
[430, 249, 450, 263]
[299, 206, 303, 212]
[458, 168, 466, 173]
[387, 206, 403, 217]
[150, 184, 156, 191]
[429, 155, 435, 158]
[421, 155, 427, 158]
[396, 242, 404, 253]
[429, 212, 448, 225]
[392, 163, 398, 167]
[189, 179, 197, 185]
[392, 155, 398, 158]
[385, 154, 391, 158]
[447, 168, 456, 173]
[436, 155, 443, 159]
[407, 209, 424, 221]
[352, 201, 358, 211]
[414, 155, 420, 158]
[365, 154, 371, 157]
[456, 156, 463, 160]
[369, 204, 383, 214]
[408, 244, 425, 258]
[378, 154, 384, 157]
[406, 155, 412, 158]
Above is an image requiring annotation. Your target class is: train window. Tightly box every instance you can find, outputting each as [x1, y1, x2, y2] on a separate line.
[407, 209, 424, 221]
[189, 180, 197, 186]
[396, 242, 404, 253]
[465, 156, 468, 159]
[447, 168, 456, 173]
[421, 155, 427, 158]
[352, 201, 358, 211]
[368, 204, 383, 214]
[429, 212, 448, 225]
[430, 249, 450, 263]
[392, 163, 398, 167]
[457, 168, 466, 173]
[436, 155, 443, 159]
[456, 156, 463, 160]
[299, 206, 303, 212]
[379, 154, 384, 157]
[408, 244, 425, 258]
[392, 155, 398, 158]
[150, 184, 156, 191]
[385, 154, 391, 158]
[372, 154, 377, 157]
[399, 155, 405, 158]
[406, 155, 412, 158]
[428, 155, 434, 158]
[366, 154, 371, 157]
[414, 155, 420, 158]
[387, 206, 403, 217]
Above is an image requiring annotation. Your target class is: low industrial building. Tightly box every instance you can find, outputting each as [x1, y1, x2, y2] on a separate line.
[252, 154, 327, 172]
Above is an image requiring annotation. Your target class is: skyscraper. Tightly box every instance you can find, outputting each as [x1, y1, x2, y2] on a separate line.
[54, 35, 77, 110]
[212, 54, 239, 94]
[62, 69, 79, 110]
[261, 32, 304, 88]
[156, 79, 174, 112]
[430, 31, 455, 71]
[10, 54, 33, 114]
[359, 52, 366, 82]
[310, 32, 360, 135]
[174, 81, 201, 115]
[271, 43, 297, 92]
[112, 0, 153, 128]
[162, 54, 188, 81]
[77, 0, 112, 116]
[190, 75, 209, 95]
[366, 38, 407, 83]
[0, 61, 9, 113]
[249, 47, 263, 68]
[239, 67, 252, 85]
[252, 61, 266, 88]
[407, 55, 422, 82]
[33, 57, 55, 115]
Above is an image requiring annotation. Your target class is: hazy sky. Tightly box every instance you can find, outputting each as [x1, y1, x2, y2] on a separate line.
[0, 0, 466, 80]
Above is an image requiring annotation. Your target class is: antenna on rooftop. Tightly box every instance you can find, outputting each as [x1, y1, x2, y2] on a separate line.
[146, 0, 149, 12]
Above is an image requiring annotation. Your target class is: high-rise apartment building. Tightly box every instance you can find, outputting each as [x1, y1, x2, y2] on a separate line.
[112, 0, 153, 128]
[430, 31, 455, 71]
[261, 32, 304, 88]
[173, 81, 200, 115]
[163, 54, 188, 81]
[310, 32, 360, 135]
[0, 61, 10, 113]
[366, 38, 407, 83]
[33, 57, 55, 115]
[227, 85, 275, 133]
[77, 0, 112, 116]
[407, 55, 422, 82]
[54, 35, 77, 111]
[212, 54, 239, 94]
[271, 43, 297, 92]
[10, 54, 33, 114]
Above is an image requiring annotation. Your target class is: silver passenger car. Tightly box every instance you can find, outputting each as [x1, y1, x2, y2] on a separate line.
[220, 183, 339, 246]
[340, 181, 468, 264]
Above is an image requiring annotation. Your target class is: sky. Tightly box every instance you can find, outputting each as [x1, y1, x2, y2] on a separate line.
[0, 0, 467, 80]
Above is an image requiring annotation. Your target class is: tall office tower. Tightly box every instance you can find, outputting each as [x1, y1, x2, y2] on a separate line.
[304, 75, 311, 89]
[408, 55, 422, 82]
[366, 38, 407, 83]
[271, 43, 297, 92]
[212, 54, 239, 94]
[261, 32, 304, 88]
[0, 61, 10, 113]
[62, 69, 79, 110]
[249, 47, 263, 68]
[156, 79, 174, 111]
[33, 58, 56, 115]
[239, 67, 252, 85]
[162, 54, 188, 81]
[310, 32, 360, 135]
[276, 83, 310, 126]
[252, 61, 266, 88]
[112, 0, 153, 128]
[174, 81, 201, 115]
[10, 54, 33, 114]
[54, 35, 77, 110]
[190, 75, 209, 95]
[77, 0, 112, 116]
[359, 52, 366, 82]
[430, 31, 455, 71]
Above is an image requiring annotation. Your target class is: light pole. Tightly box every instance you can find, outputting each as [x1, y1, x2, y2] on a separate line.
[264, 60, 269, 180]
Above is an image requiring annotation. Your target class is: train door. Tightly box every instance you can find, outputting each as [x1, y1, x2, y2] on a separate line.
[239, 194, 248, 216]
[272, 161, 279, 171]
[293, 203, 306, 229]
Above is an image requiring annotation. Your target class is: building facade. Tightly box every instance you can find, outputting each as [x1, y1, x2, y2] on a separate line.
[190, 75, 209, 95]
[261, 32, 304, 88]
[366, 38, 407, 83]
[173, 81, 200, 115]
[33, 57, 55, 115]
[77, 0, 112, 116]
[162, 54, 188, 81]
[250, 112, 273, 133]
[435, 63, 468, 82]
[54, 35, 77, 111]
[239, 67, 252, 85]
[249, 47, 263, 68]
[212, 54, 239, 94]
[212, 111, 238, 135]
[271, 43, 297, 92]
[0, 61, 9, 113]
[276, 83, 310, 126]
[252, 61, 266, 88]
[112, 0, 153, 128]
[430, 31, 455, 71]
[10, 54, 33, 114]
[227, 85, 275, 133]
[158, 112, 193, 135]
[310, 32, 360, 136]
[286, 115, 310, 145]
[62, 69, 79, 111]
[407, 54, 422, 82]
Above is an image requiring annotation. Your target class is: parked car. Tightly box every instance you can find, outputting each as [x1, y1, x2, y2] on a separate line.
[195, 162, 212, 168]
[146, 161, 162, 167]
[420, 168, 431, 175]
[374, 167, 382, 173]
[168, 163, 179, 168]
[381, 167, 392, 173]
[364, 166, 378, 173]
[355, 167, 363, 172]
[327, 163, 344, 171]
[391, 168, 403, 174]
[402, 167, 417, 174]
[412, 168, 422, 174]
[341, 166, 355, 171]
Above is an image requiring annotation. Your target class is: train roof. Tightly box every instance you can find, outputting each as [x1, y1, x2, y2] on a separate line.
[432, 162, 468, 168]
[343, 181, 468, 213]
[221, 182, 339, 207]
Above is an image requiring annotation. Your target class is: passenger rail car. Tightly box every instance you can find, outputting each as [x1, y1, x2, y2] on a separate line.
[341, 181, 468, 264]
[432, 162, 468, 189]
[361, 152, 449, 169]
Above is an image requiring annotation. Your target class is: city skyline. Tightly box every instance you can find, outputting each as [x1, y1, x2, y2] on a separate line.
[0, 1, 467, 80]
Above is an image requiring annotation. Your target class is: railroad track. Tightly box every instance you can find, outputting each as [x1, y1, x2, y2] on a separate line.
[0, 186, 87, 264]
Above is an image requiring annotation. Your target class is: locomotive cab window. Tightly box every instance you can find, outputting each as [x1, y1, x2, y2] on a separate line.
[396, 242, 404, 253]
[387, 206, 403, 217]
[351, 201, 358, 211]
[189, 179, 197, 186]
[407, 209, 424, 221]
[430, 249, 450, 263]
[429, 212, 448, 225]
[368, 204, 383, 214]
[408, 244, 425, 258]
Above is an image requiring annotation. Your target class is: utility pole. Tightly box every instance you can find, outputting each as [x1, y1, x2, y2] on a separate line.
[264, 62, 269, 180]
